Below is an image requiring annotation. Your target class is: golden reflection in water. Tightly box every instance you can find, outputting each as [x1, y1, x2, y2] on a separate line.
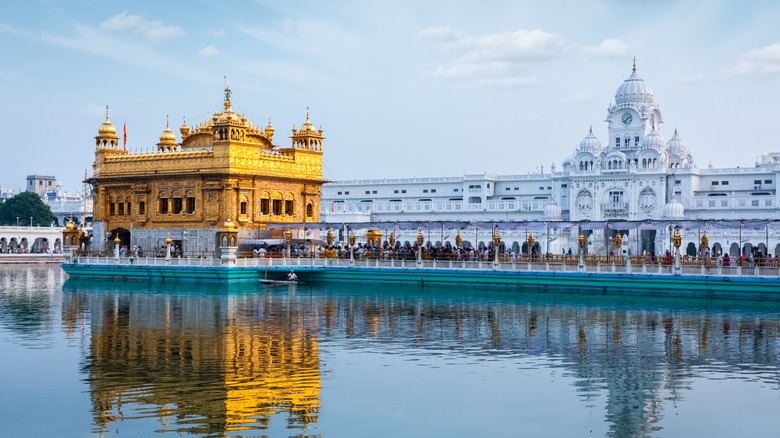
[79, 292, 320, 435]
[53, 280, 780, 438]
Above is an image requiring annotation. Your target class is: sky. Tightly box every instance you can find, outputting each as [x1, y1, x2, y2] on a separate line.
[2, 0, 780, 191]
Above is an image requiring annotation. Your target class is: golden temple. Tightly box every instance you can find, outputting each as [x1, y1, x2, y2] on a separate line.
[86, 87, 327, 254]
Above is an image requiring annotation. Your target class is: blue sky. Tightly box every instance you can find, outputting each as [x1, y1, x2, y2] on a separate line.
[2, 0, 780, 190]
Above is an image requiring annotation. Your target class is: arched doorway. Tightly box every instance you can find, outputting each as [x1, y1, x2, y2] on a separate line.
[757, 243, 767, 258]
[686, 242, 697, 257]
[108, 227, 131, 252]
[712, 242, 723, 257]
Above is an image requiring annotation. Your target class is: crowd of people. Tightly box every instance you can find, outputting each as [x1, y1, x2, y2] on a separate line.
[250, 242, 779, 268]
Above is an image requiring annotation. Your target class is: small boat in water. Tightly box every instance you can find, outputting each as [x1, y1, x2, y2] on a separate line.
[259, 279, 299, 285]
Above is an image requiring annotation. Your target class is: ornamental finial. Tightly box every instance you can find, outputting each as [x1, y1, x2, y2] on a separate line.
[223, 77, 232, 111]
[632, 56, 637, 73]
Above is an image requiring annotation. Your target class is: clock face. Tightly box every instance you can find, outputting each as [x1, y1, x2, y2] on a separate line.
[621, 112, 633, 125]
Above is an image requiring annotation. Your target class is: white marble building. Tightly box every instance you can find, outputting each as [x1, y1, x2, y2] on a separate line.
[321, 61, 780, 258]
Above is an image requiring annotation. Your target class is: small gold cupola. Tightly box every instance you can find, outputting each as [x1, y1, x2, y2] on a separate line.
[264, 119, 275, 142]
[156, 116, 177, 152]
[291, 108, 324, 151]
[179, 116, 190, 138]
[95, 105, 119, 150]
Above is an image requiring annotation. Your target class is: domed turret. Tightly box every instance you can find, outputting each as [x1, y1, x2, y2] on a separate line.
[577, 126, 602, 154]
[157, 117, 177, 152]
[95, 105, 119, 149]
[180, 117, 190, 137]
[264, 120, 275, 141]
[98, 117, 117, 136]
[641, 128, 665, 150]
[665, 128, 689, 156]
[298, 110, 317, 134]
[159, 120, 176, 144]
[662, 197, 685, 220]
[543, 199, 562, 220]
[291, 108, 324, 151]
[615, 58, 654, 106]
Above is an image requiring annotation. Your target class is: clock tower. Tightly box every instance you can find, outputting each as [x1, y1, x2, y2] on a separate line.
[604, 58, 663, 156]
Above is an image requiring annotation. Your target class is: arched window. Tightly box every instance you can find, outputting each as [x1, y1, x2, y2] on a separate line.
[306, 203, 314, 217]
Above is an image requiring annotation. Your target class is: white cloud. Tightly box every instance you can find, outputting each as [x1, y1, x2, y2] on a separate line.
[449, 29, 565, 63]
[198, 45, 221, 57]
[580, 38, 630, 59]
[100, 11, 185, 42]
[208, 29, 225, 38]
[35, 24, 210, 82]
[726, 44, 780, 76]
[422, 27, 565, 87]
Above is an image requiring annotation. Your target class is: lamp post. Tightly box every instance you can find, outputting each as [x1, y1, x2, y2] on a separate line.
[700, 230, 709, 266]
[578, 232, 586, 271]
[492, 228, 501, 268]
[528, 232, 535, 259]
[348, 229, 355, 266]
[16, 217, 19, 227]
[114, 234, 121, 260]
[165, 233, 172, 261]
[285, 229, 293, 261]
[183, 230, 188, 258]
[416, 229, 424, 267]
[673, 226, 682, 275]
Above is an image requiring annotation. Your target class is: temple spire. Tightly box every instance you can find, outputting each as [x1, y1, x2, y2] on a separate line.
[632, 56, 637, 73]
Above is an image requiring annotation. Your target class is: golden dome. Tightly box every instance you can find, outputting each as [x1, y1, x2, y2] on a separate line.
[264, 120, 275, 138]
[65, 218, 76, 230]
[222, 216, 237, 231]
[299, 110, 317, 134]
[159, 118, 176, 145]
[98, 106, 117, 137]
[180, 117, 190, 137]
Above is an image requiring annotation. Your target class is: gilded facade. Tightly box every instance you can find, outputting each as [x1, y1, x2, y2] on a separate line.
[88, 87, 327, 254]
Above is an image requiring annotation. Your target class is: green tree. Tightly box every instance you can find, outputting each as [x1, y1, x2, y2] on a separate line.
[0, 192, 54, 226]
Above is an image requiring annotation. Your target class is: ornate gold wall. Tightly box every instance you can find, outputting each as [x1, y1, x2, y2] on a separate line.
[88, 89, 327, 249]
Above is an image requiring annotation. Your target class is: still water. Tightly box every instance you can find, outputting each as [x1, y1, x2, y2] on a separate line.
[1, 265, 780, 437]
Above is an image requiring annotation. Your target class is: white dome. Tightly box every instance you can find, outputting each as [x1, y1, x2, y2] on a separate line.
[543, 200, 562, 220]
[577, 127, 602, 154]
[615, 62, 654, 106]
[666, 128, 689, 156]
[662, 197, 685, 219]
[641, 129, 665, 150]
[606, 150, 626, 160]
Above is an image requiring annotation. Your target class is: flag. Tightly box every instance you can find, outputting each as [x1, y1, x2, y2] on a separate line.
[123, 123, 127, 150]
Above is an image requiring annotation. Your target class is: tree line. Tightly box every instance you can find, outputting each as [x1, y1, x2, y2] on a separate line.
[0, 192, 54, 226]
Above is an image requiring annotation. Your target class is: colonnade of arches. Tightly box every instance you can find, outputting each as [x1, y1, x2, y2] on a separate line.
[0, 237, 60, 253]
